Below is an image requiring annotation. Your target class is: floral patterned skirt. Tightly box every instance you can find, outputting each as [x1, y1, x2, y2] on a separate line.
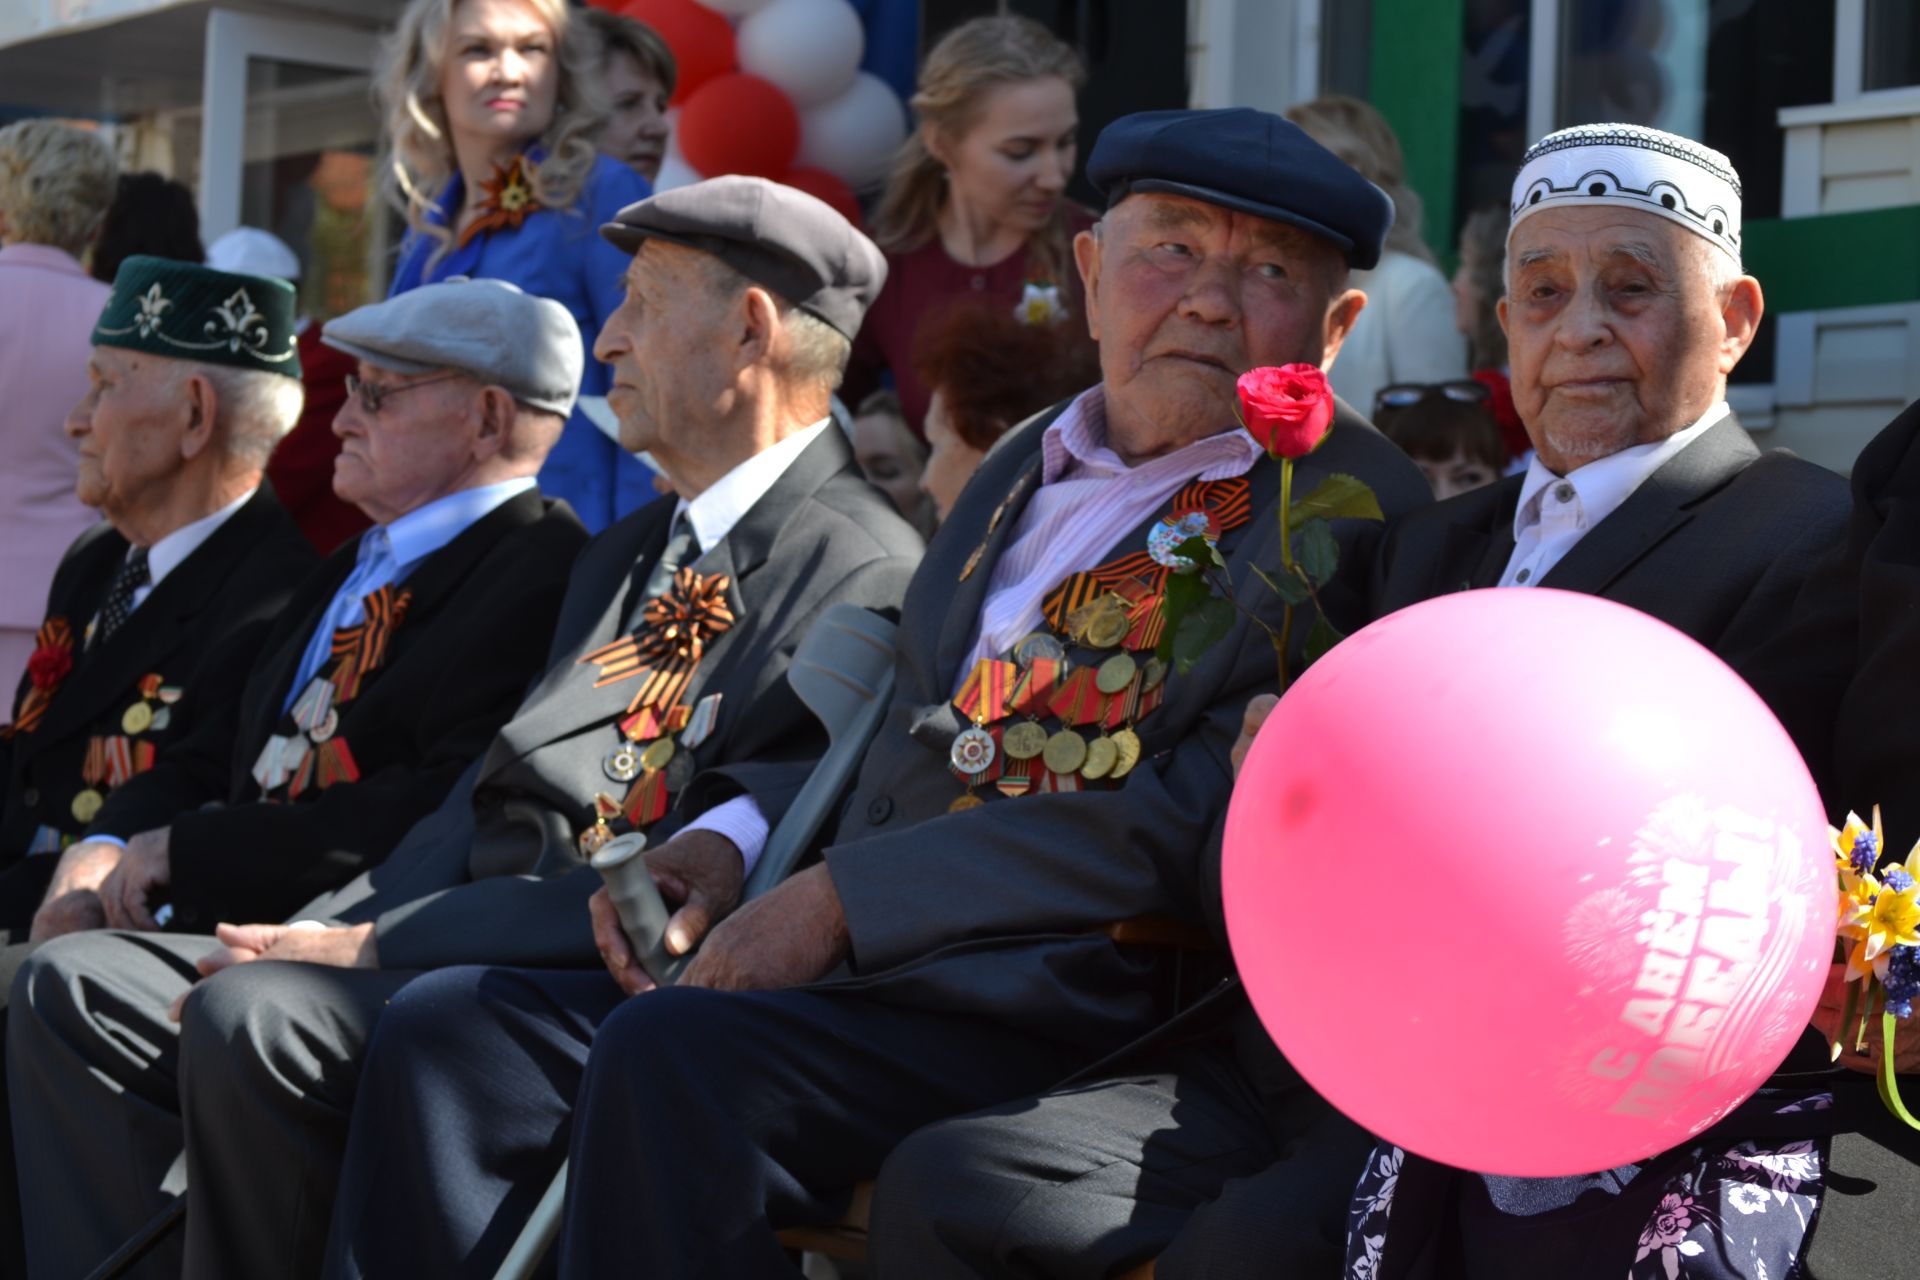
[1343, 1085, 1846, 1280]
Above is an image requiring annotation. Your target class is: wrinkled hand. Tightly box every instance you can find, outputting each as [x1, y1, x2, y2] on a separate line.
[590, 829, 745, 997]
[1231, 694, 1279, 780]
[99, 827, 171, 931]
[166, 921, 375, 1021]
[679, 863, 849, 992]
[1811, 962, 1920, 1077]
[29, 839, 124, 943]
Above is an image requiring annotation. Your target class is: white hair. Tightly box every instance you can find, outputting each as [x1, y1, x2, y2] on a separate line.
[189, 363, 306, 467]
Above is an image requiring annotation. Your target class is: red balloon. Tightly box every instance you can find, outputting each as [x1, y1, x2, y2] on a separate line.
[618, 0, 736, 106]
[779, 167, 861, 226]
[679, 74, 800, 180]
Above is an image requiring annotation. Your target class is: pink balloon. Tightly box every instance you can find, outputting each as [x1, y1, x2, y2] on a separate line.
[1225, 589, 1833, 1177]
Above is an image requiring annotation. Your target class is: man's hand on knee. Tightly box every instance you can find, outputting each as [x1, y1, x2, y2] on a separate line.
[679, 862, 849, 992]
[29, 839, 126, 942]
[98, 827, 171, 931]
[167, 921, 377, 1022]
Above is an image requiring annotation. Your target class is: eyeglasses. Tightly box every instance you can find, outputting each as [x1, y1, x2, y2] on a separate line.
[1374, 380, 1491, 411]
[344, 370, 462, 414]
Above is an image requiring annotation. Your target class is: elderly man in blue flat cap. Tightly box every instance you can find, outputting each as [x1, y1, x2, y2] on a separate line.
[313, 107, 1433, 1280]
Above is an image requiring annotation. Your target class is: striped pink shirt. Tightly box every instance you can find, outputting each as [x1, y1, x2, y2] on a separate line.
[961, 385, 1264, 681]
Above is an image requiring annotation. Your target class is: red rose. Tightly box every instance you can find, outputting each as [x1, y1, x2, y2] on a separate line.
[26, 645, 72, 692]
[1238, 364, 1335, 458]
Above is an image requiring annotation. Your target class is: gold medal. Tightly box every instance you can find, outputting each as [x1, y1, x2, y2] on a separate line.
[640, 737, 677, 772]
[1095, 653, 1138, 695]
[1082, 735, 1119, 780]
[948, 792, 984, 813]
[1084, 606, 1130, 650]
[70, 788, 104, 824]
[1014, 631, 1066, 665]
[1109, 727, 1143, 779]
[1042, 728, 1088, 775]
[121, 702, 154, 736]
[1002, 721, 1048, 761]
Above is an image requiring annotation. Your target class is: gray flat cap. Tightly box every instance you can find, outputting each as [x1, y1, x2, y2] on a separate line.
[321, 277, 584, 416]
[601, 175, 887, 339]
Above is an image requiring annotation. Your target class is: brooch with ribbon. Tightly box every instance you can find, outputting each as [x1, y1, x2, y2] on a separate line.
[578, 569, 735, 717]
[457, 154, 543, 248]
[5, 617, 75, 738]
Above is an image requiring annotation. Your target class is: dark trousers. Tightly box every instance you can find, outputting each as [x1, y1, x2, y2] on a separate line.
[321, 969, 1097, 1280]
[868, 1034, 1372, 1280]
[0, 853, 56, 1278]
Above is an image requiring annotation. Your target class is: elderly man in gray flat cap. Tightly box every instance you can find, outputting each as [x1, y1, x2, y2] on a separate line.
[10, 176, 925, 1280]
[8, 275, 595, 1278]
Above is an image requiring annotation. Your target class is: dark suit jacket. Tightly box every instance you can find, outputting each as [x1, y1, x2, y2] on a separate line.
[810, 397, 1432, 1051]
[0, 488, 316, 861]
[88, 487, 588, 932]
[1212, 414, 1849, 1131]
[296, 425, 924, 971]
[1737, 399, 1920, 846]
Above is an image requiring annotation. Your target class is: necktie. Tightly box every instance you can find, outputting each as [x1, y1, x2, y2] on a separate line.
[90, 547, 151, 649]
[637, 512, 698, 609]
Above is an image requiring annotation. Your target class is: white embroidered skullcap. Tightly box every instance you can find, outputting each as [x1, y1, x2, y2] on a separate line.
[1509, 123, 1742, 265]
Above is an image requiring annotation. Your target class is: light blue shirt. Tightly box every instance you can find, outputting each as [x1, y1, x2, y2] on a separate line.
[280, 478, 537, 711]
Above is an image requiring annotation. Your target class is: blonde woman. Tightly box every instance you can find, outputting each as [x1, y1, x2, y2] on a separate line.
[0, 120, 116, 696]
[380, 0, 652, 531]
[844, 15, 1096, 437]
[1286, 96, 1468, 417]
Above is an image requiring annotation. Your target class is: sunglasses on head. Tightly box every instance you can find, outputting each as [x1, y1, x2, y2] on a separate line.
[1374, 380, 1491, 410]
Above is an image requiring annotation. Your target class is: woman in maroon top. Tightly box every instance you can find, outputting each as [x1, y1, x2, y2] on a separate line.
[844, 15, 1096, 438]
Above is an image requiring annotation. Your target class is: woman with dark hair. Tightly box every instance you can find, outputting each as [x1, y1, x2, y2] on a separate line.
[845, 15, 1094, 438]
[1373, 381, 1505, 501]
[913, 300, 1100, 521]
[89, 172, 202, 284]
[577, 6, 675, 181]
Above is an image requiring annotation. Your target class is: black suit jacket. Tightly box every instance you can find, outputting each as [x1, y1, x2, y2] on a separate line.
[89, 487, 588, 931]
[0, 488, 316, 861]
[808, 396, 1432, 1052]
[296, 425, 924, 971]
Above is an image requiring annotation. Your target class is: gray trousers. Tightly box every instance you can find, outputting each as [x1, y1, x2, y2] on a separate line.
[8, 929, 410, 1279]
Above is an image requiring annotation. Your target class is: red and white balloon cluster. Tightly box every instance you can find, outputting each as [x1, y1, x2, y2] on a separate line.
[594, 0, 909, 222]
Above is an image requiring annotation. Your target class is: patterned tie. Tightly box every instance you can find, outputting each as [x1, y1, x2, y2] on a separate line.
[636, 513, 698, 614]
[90, 547, 151, 649]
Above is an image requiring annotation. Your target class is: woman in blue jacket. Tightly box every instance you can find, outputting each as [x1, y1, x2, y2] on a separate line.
[377, 0, 655, 532]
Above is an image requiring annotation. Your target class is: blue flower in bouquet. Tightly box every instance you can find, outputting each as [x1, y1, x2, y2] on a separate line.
[1853, 830, 1882, 876]
[1882, 945, 1920, 1019]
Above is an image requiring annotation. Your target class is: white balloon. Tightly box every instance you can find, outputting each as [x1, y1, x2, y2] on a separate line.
[695, 0, 773, 15]
[797, 71, 907, 192]
[738, 0, 865, 108]
[653, 151, 703, 193]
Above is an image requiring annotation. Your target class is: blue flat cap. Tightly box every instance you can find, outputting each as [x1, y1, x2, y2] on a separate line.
[1087, 108, 1395, 269]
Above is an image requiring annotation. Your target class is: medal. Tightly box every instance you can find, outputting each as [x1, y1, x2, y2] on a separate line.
[948, 792, 984, 812]
[150, 707, 171, 733]
[1140, 656, 1168, 690]
[681, 693, 723, 750]
[310, 708, 339, 743]
[70, 788, 103, 824]
[1084, 603, 1131, 650]
[1082, 735, 1120, 780]
[138, 673, 163, 700]
[1095, 653, 1138, 695]
[950, 725, 997, 776]
[621, 768, 671, 828]
[640, 737, 676, 772]
[1048, 668, 1102, 727]
[1042, 728, 1087, 775]
[1109, 727, 1143, 779]
[121, 702, 154, 736]
[1009, 658, 1062, 718]
[662, 750, 696, 793]
[621, 705, 663, 743]
[604, 743, 642, 783]
[995, 772, 1033, 798]
[578, 792, 622, 856]
[157, 685, 183, 705]
[1014, 632, 1066, 665]
[1002, 721, 1048, 761]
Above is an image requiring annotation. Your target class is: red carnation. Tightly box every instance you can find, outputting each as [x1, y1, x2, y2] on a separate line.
[1238, 364, 1335, 458]
[26, 645, 72, 692]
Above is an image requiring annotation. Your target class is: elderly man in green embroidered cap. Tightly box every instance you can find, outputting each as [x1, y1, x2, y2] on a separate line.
[0, 253, 318, 1276]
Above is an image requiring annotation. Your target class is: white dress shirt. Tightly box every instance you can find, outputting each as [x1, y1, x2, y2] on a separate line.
[650, 419, 831, 874]
[129, 488, 257, 611]
[1499, 402, 1728, 588]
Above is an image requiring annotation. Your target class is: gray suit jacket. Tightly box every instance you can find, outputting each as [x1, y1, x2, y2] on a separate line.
[296, 426, 924, 969]
[800, 396, 1432, 1051]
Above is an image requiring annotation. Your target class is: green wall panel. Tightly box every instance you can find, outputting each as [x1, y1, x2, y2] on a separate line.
[1744, 207, 1920, 313]
[1367, 0, 1466, 259]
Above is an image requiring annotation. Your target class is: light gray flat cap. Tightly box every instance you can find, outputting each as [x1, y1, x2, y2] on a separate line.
[601, 175, 887, 339]
[321, 277, 585, 416]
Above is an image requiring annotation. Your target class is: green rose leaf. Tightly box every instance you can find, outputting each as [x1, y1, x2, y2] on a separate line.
[1251, 563, 1311, 607]
[1172, 596, 1236, 674]
[1171, 533, 1226, 573]
[1302, 613, 1344, 667]
[1297, 519, 1339, 587]
[1287, 473, 1385, 531]
[1156, 567, 1211, 662]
